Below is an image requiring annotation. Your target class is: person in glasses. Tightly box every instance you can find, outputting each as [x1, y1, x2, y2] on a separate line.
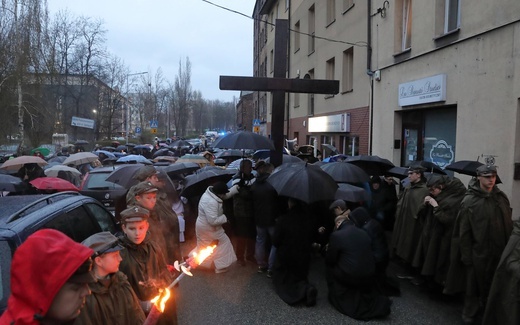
[73, 232, 145, 325]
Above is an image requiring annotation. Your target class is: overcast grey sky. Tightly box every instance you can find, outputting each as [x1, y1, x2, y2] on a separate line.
[47, 0, 255, 102]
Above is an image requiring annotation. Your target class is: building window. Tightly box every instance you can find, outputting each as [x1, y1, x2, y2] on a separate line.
[343, 0, 354, 12]
[327, 0, 336, 26]
[326, 57, 335, 80]
[342, 48, 353, 92]
[294, 21, 300, 52]
[286, 0, 290, 11]
[294, 92, 300, 108]
[308, 69, 315, 116]
[270, 50, 274, 73]
[402, 0, 412, 51]
[340, 135, 359, 156]
[444, 0, 460, 33]
[308, 5, 315, 54]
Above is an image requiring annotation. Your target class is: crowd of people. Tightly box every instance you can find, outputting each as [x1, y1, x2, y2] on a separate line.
[1, 151, 519, 324]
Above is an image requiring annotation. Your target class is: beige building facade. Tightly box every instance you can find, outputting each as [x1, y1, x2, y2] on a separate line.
[371, 0, 520, 213]
[253, 0, 371, 158]
[252, 0, 520, 212]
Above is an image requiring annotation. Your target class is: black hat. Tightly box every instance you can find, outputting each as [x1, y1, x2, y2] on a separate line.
[211, 182, 229, 195]
[349, 207, 371, 227]
[426, 174, 449, 188]
[82, 232, 123, 256]
[133, 166, 159, 181]
[132, 181, 158, 196]
[329, 199, 346, 210]
[476, 164, 497, 176]
[120, 206, 150, 223]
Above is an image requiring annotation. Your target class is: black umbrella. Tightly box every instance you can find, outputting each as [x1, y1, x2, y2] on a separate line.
[319, 161, 370, 183]
[161, 162, 200, 178]
[266, 163, 338, 204]
[74, 140, 89, 146]
[105, 164, 147, 188]
[171, 139, 192, 148]
[322, 144, 339, 155]
[265, 154, 303, 164]
[444, 160, 485, 177]
[385, 166, 409, 180]
[180, 167, 237, 198]
[410, 160, 446, 175]
[211, 131, 275, 150]
[152, 148, 175, 158]
[215, 149, 244, 159]
[346, 155, 395, 176]
[335, 183, 368, 203]
[0, 174, 26, 193]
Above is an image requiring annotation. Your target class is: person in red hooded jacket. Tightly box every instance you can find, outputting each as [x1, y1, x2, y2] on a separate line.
[0, 229, 95, 325]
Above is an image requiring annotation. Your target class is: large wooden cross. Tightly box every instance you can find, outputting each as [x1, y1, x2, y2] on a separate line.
[220, 19, 339, 167]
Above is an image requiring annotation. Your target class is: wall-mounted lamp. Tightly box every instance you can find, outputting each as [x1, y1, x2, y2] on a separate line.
[372, 0, 390, 18]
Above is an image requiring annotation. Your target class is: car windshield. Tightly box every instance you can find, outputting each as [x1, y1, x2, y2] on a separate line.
[0, 239, 12, 311]
[85, 172, 125, 190]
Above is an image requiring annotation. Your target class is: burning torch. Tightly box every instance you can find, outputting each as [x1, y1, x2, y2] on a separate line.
[143, 245, 216, 325]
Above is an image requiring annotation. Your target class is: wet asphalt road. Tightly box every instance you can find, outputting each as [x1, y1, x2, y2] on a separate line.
[176, 239, 463, 325]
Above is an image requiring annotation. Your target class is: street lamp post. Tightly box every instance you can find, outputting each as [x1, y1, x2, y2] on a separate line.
[126, 71, 148, 145]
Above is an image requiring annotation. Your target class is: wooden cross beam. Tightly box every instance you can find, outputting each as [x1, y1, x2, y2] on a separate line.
[219, 19, 339, 167]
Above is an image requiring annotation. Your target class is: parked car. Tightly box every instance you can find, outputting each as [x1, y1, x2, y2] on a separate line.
[79, 165, 128, 215]
[0, 191, 119, 314]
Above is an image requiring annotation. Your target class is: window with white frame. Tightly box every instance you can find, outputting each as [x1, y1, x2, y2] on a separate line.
[294, 21, 300, 52]
[402, 0, 412, 51]
[444, 0, 460, 33]
[342, 48, 353, 92]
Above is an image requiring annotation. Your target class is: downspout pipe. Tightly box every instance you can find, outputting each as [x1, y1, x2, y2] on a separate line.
[367, 0, 374, 155]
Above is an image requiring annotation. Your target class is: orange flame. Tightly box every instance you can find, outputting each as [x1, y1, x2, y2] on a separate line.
[192, 245, 216, 265]
[150, 288, 171, 312]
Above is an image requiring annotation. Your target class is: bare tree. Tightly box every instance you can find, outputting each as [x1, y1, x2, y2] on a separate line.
[172, 57, 192, 137]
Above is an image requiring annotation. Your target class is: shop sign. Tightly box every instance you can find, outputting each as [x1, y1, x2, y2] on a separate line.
[308, 113, 350, 133]
[71, 116, 95, 129]
[429, 140, 454, 168]
[398, 74, 446, 107]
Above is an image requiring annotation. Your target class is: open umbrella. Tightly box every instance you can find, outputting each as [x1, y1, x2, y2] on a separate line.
[116, 154, 152, 164]
[29, 177, 79, 192]
[320, 161, 370, 183]
[74, 140, 89, 146]
[335, 183, 369, 202]
[321, 144, 339, 156]
[161, 162, 200, 178]
[30, 147, 51, 157]
[63, 152, 99, 166]
[410, 160, 446, 175]
[323, 154, 349, 162]
[227, 158, 255, 170]
[153, 156, 178, 163]
[0, 174, 26, 192]
[105, 164, 147, 189]
[211, 131, 275, 150]
[346, 155, 395, 176]
[44, 164, 82, 178]
[444, 160, 485, 177]
[170, 139, 192, 148]
[0, 156, 48, 171]
[265, 154, 302, 164]
[266, 163, 338, 204]
[180, 167, 237, 198]
[47, 156, 67, 164]
[177, 154, 213, 167]
[152, 148, 175, 158]
[215, 149, 244, 159]
[94, 150, 116, 159]
[385, 166, 409, 180]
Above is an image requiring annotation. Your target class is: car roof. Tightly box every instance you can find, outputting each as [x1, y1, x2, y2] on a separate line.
[0, 192, 91, 227]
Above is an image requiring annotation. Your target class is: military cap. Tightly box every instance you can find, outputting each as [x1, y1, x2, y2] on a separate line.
[133, 165, 159, 181]
[82, 231, 123, 256]
[476, 164, 497, 176]
[120, 206, 150, 223]
[133, 181, 158, 196]
[408, 164, 427, 173]
[329, 199, 347, 210]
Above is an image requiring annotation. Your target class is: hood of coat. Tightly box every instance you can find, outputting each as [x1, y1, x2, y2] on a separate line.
[3, 229, 93, 325]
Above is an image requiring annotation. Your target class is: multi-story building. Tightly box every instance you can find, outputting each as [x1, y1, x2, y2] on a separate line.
[253, 0, 370, 157]
[371, 0, 520, 212]
[252, 0, 520, 212]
